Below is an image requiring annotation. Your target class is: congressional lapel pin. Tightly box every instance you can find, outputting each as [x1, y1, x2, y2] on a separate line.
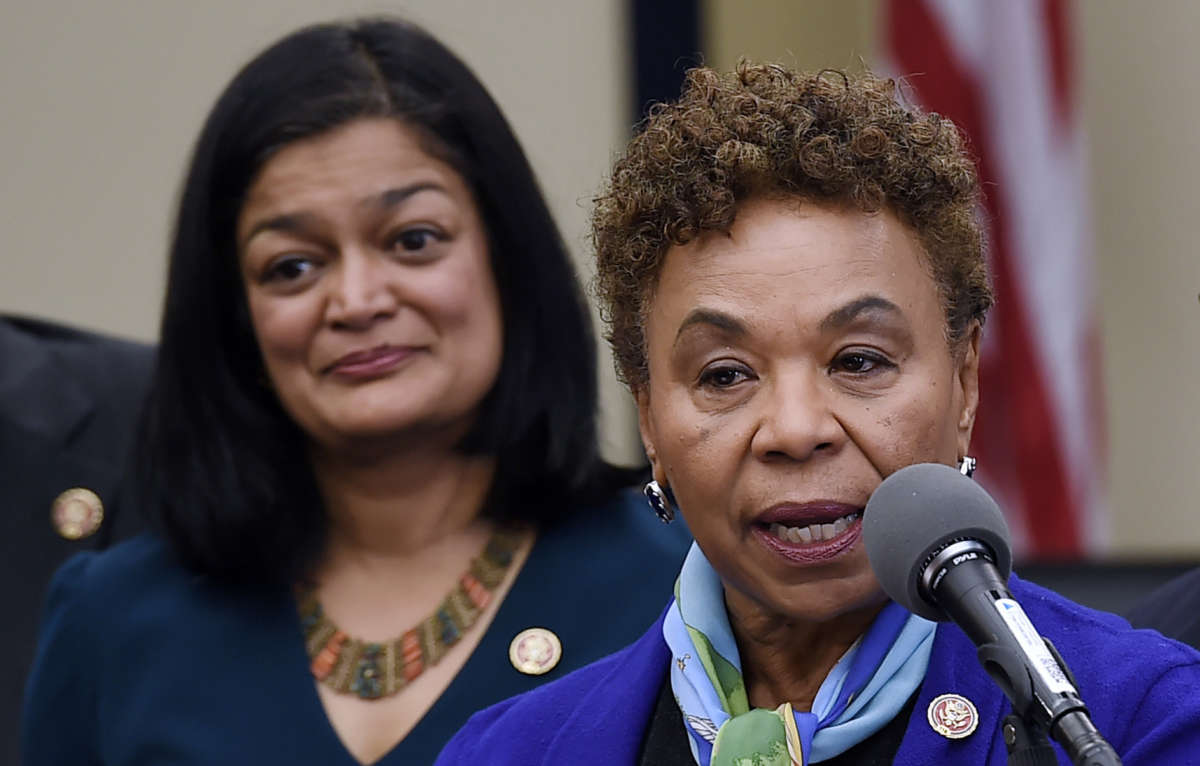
[927, 693, 979, 739]
[51, 487, 104, 540]
[509, 627, 562, 675]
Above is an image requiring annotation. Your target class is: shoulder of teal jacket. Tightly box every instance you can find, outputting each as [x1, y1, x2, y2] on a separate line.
[32, 533, 283, 642]
[22, 551, 106, 762]
[540, 486, 692, 561]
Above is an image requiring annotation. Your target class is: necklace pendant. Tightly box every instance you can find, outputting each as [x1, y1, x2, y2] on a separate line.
[350, 644, 386, 699]
[299, 527, 523, 701]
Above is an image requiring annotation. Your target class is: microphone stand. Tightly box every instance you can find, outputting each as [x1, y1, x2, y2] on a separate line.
[975, 635, 1122, 765]
[935, 556, 1123, 765]
[1003, 710, 1059, 766]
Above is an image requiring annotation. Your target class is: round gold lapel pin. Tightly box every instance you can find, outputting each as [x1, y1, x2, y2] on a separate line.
[927, 693, 979, 739]
[508, 627, 562, 676]
[51, 487, 105, 540]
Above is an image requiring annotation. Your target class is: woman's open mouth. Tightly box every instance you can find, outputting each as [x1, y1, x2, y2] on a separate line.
[765, 512, 861, 544]
[751, 503, 863, 565]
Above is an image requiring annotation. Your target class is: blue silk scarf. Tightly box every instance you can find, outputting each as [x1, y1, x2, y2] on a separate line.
[663, 544, 936, 765]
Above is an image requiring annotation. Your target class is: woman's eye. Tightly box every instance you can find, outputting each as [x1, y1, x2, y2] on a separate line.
[832, 351, 890, 374]
[263, 256, 315, 283]
[390, 228, 442, 253]
[699, 365, 750, 389]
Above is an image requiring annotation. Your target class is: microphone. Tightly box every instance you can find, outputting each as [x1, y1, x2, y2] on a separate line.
[863, 463, 1121, 766]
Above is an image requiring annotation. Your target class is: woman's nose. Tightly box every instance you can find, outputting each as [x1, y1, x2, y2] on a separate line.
[325, 250, 399, 329]
[749, 369, 845, 463]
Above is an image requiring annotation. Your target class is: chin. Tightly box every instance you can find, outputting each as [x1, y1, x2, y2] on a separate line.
[763, 573, 886, 625]
[338, 409, 478, 445]
[305, 415, 414, 450]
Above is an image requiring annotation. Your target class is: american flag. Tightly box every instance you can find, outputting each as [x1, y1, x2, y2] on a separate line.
[880, 0, 1107, 558]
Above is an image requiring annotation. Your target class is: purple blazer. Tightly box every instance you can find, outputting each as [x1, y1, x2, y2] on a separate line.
[435, 577, 1200, 765]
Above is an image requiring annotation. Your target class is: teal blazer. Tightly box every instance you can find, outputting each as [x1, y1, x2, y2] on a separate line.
[22, 489, 691, 765]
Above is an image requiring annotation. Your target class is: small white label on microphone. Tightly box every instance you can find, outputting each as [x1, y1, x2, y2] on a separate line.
[993, 598, 1076, 696]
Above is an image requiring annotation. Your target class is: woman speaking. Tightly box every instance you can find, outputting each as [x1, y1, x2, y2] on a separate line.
[435, 64, 1200, 764]
[21, 18, 688, 765]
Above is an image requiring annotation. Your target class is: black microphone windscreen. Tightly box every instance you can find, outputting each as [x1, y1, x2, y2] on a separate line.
[863, 462, 1012, 620]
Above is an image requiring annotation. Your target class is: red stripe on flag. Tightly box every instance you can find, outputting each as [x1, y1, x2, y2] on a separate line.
[885, 0, 1083, 557]
[1044, 0, 1074, 124]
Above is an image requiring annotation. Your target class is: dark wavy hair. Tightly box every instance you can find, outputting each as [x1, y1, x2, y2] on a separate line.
[593, 64, 993, 387]
[137, 17, 623, 584]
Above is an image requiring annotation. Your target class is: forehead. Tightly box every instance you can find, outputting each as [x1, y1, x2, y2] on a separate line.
[650, 199, 942, 330]
[238, 118, 468, 223]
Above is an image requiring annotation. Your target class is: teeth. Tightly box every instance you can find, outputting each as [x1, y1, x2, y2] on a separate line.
[767, 513, 859, 545]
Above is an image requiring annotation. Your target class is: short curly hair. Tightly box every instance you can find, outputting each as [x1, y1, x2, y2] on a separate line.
[592, 63, 993, 387]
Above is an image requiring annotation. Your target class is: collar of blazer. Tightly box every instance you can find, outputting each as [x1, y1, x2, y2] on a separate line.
[0, 316, 94, 444]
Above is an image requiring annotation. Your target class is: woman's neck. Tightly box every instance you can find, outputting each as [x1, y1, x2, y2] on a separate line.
[311, 438, 498, 562]
[726, 590, 887, 712]
[304, 436, 533, 656]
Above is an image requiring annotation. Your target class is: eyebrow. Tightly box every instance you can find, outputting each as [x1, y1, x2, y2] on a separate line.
[240, 181, 448, 247]
[672, 295, 906, 349]
[241, 212, 316, 247]
[673, 308, 747, 347]
[818, 295, 905, 332]
[369, 181, 446, 211]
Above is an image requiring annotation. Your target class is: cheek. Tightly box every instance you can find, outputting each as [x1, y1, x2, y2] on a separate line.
[412, 273, 475, 322]
[854, 384, 960, 471]
[246, 294, 320, 374]
[650, 392, 749, 511]
[416, 253, 500, 332]
[437, 280, 502, 373]
[407, 257, 505, 395]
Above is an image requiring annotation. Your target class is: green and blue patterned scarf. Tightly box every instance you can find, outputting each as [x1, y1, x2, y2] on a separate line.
[663, 544, 936, 765]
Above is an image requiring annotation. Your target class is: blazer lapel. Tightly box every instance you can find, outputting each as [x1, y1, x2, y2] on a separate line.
[893, 622, 1009, 764]
[540, 608, 673, 765]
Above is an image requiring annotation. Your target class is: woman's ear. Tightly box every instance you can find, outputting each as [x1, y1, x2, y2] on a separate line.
[634, 385, 668, 486]
[955, 322, 982, 458]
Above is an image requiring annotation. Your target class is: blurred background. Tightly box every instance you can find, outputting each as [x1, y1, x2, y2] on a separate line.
[3, 1, 1196, 584]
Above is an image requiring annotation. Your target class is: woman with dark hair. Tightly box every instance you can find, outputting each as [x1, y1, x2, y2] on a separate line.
[434, 64, 1200, 764]
[21, 17, 688, 765]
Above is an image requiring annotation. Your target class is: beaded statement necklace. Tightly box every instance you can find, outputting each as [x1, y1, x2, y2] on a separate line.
[297, 528, 522, 700]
